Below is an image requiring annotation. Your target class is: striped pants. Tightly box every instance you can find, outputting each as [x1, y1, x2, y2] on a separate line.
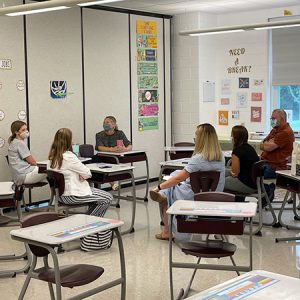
[60, 188, 113, 251]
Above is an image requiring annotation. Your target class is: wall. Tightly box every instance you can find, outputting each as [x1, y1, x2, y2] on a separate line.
[171, 4, 300, 142]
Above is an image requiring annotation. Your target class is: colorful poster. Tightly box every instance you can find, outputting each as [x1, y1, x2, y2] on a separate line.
[50, 81, 67, 99]
[139, 103, 159, 116]
[137, 49, 157, 61]
[138, 89, 158, 103]
[136, 20, 157, 34]
[137, 62, 158, 75]
[138, 117, 159, 131]
[239, 77, 249, 88]
[237, 92, 247, 108]
[218, 111, 229, 126]
[251, 92, 262, 101]
[221, 79, 231, 95]
[232, 110, 240, 120]
[251, 106, 262, 122]
[138, 76, 158, 89]
[221, 98, 230, 105]
[136, 34, 157, 48]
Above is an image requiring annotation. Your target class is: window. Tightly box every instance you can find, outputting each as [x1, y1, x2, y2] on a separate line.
[273, 85, 300, 131]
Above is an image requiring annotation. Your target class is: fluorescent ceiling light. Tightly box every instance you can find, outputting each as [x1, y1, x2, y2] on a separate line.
[190, 29, 244, 36]
[180, 18, 300, 36]
[78, 0, 123, 6]
[254, 24, 300, 30]
[6, 6, 69, 16]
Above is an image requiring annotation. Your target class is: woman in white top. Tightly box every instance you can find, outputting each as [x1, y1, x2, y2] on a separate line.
[48, 128, 113, 251]
[8, 120, 47, 185]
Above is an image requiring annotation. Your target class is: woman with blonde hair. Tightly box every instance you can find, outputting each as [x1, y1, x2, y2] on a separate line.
[8, 120, 47, 185]
[150, 123, 225, 240]
[48, 128, 113, 251]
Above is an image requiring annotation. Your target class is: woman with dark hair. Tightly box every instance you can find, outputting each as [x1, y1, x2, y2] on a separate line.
[225, 125, 259, 195]
[8, 120, 47, 185]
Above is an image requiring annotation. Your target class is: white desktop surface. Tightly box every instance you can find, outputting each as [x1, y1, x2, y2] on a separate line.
[0, 182, 14, 196]
[37, 157, 91, 166]
[97, 150, 146, 156]
[164, 146, 194, 152]
[185, 270, 300, 300]
[11, 215, 124, 245]
[276, 169, 300, 180]
[167, 200, 257, 218]
[86, 163, 134, 173]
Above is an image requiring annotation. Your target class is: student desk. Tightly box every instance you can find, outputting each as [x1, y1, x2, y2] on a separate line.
[274, 170, 300, 231]
[167, 200, 257, 300]
[10, 215, 125, 300]
[86, 163, 136, 234]
[97, 150, 149, 202]
[185, 270, 300, 300]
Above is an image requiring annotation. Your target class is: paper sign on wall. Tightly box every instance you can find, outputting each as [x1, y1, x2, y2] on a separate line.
[251, 92, 262, 101]
[138, 90, 158, 103]
[251, 107, 262, 122]
[237, 92, 248, 108]
[218, 111, 229, 126]
[50, 81, 67, 99]
[0, 110, 5, 121]
[221, 98, 230, 105]
[203, 81, 215, 102]
[232, 110, 240, 120]
[0, 59, 12, 70]
[239, 77, 249, 88]
[221, 79, 231, 95]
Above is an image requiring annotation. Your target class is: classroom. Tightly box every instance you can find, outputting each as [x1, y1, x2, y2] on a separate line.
[1, 0, 300, 299]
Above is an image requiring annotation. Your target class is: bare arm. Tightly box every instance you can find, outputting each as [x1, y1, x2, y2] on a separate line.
[260, 138, 278, 152]
[24, 155, 37, 166]
[97, 145, 118, 152]
[153, 169, 190, 192]
[230, 154, 240, 177]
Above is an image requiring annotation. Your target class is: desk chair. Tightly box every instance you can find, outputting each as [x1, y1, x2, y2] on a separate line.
[79, 144, 94, 158]
[18, 212, 106, 300]
[169, 142, 194, 160]
[169, 192, 251, 299]
[225, 160, 277, 236]
[5, 155, 48, 211]
[46, 170, 88, 215]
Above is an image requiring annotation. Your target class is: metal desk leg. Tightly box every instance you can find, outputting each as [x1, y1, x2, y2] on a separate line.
[169, 214, 174, 300]
[121, 170, 136, 235]
[115, 228, 126, 300]
[143, 155, 150, 202]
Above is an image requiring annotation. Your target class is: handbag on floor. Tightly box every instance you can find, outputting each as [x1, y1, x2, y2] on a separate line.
[80, 230, 113, 251]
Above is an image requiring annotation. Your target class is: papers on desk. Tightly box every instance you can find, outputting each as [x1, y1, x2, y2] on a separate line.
[50, 221, 110, 238]
[200, 274, 279, 300]
[97, 163, 113, 169]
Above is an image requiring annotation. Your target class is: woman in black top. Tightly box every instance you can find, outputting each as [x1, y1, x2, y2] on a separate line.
[225, 125, 259, 194]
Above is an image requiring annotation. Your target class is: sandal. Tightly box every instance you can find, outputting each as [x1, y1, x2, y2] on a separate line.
[155, 233, 172, 241]
[150, 190, 167, 205]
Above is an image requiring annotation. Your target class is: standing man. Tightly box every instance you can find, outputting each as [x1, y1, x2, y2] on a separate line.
[260, 109, 294, 178]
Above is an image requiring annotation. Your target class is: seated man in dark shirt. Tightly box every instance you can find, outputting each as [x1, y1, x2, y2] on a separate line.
[260, 109, 294, 179]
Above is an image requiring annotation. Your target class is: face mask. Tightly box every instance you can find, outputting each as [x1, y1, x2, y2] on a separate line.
[20, 131, 30, 139]
[103, 124, 112, 131]
[271, 119, 280, 128]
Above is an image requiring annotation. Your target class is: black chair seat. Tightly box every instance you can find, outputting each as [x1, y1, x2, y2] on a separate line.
[180, 240, 236, 258]
[38, 264, 104, 288]
[24, 182, 48, 188]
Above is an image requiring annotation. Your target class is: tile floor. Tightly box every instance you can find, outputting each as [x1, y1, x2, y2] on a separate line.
[0, 183, 300, 299]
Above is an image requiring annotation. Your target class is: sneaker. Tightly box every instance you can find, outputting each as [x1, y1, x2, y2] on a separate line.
[149, 190, 167, 205]
[112, 183, 119, 191]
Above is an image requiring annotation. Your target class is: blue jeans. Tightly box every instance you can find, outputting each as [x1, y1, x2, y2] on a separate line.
[264, 164, 276, 179]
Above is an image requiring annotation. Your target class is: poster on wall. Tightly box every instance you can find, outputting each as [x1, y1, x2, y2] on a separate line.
[136, 20, 157, 34]
[218, 111, 229, 126]
[139, 103, 159, 116]
[221, 98, 230, 105]
[253, 79, 264, 86]
[0, 59, 12, 70]
[17, 110, 26, 121]
[137, 49, 157, 61]
[239, 77, 249, 88]
[203, 81, 215, 102]
[251, 92, 262, 101]
[136, 34, 157, 48]
[138, 116, 159, 131]
[16, 80, 25, 91]
[50, 81, 67, 99]
[232, 110, 240, 120]
[137, 62, 158, 75]
[236, 92, 248, 108]
[221, 79, 231, 95]
[138, 76, 158, 89]
[138, 89, 158, 103]
[251, 107, 262, 122]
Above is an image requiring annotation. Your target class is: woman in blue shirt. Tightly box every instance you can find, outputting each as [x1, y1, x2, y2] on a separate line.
[150, 123, 225, 240]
